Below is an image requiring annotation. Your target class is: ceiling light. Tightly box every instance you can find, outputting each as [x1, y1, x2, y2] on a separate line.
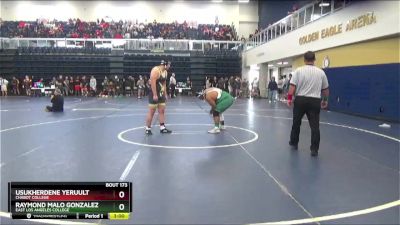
[239, 0, 249, 3]
[277, 62, 283, 65]
[283, 62, 288, 65]
[319, 2, 330, 7]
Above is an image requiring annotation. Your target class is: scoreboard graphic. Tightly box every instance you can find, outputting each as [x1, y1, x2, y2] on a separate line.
[8, 182, 132, 220]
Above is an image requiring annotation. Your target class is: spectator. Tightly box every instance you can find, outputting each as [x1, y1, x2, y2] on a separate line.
[129, 76, 136, 97]
[212, 76, 218, 88]
[90, 76, 97, 96]
[185, 76, 191, 89]
[113, 76, 122, 96]
[74, 76, 81, 96]
[186, 76, 193, 96]
[241, 78, 249, 98]
[108, 79, 115, 97]
[137, 75, 145, 99]
[234, 76, 241, 98]
[56, 75, 64, 93]
[124, 76, 132, 97]
[49, 77, 57, 87]
[0, 19, 237, 40]
[69, 76, 74, 95]
[268, 77, 278, 103]
[277, 75, 284, 101]
[227, 76, 234, 95]
[217, 77, 225, 90]
[283, 74, 292, 100]
[0, 76, 9, 96]
[205, 76, 211, 89]
[81, 76, 89, 97]
[12, 76, 20, 95]
[63, 76, 70, 96]
[169, 73, 177, 98]
[101, 76, 108, 96]
[23, 75, 32, 96]
[251, 77, 259, 98]
[221, 77, 227, 93]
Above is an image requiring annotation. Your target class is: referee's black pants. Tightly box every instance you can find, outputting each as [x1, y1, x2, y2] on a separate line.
[290, 96, 321, 151]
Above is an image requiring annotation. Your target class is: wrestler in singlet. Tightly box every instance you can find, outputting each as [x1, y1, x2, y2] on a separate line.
[148, 65, 168, 107]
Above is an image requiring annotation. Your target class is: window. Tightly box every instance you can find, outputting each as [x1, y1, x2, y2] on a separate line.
[321, 0, 332, 15]
[305, 6, 313, 23]
[291, 13, 299, 30]
[333, 0, 344, 10]
[298, 9, 305, 27]
[284, 18, 292, 32]
[267, 28, 272, 40]
[280, 22, 286, 34]
[312, 2, 322, 21]
[275, 24, 281, 37]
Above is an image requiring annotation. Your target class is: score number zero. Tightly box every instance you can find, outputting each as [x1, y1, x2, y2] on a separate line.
[105, 183, 128, 211]
[118, 191, 125, 210]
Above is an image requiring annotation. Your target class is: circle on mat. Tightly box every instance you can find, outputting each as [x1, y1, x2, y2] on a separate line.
[0, 114, 399, 223]
[118, 124, 258, 149]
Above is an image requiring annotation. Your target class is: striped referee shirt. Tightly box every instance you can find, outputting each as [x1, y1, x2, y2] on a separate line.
[290, 65, 329, 99]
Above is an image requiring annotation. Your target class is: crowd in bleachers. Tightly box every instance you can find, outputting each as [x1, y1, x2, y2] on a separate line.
[19, 47, 111, 55]
[0, 74, 195, 98]
[0, 18, 238, 41]
[204, 75, 260, 99]
[1, 74, 262, 99]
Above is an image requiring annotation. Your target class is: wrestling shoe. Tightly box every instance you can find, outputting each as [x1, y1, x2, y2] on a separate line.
[160, 128, 172, 133]
[208, 127, 221, 134]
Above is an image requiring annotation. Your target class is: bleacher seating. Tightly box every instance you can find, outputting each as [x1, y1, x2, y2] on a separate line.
[0, 19, 238, 41]
[0, 46, 241, 91]
[18, 47, 111, 55]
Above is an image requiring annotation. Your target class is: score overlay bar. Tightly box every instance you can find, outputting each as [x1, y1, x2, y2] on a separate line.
[8, 182, 132, 220]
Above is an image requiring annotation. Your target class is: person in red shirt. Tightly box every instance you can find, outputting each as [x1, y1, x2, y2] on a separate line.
[114, 33, 123, 39]
[18, 21, 26, 28]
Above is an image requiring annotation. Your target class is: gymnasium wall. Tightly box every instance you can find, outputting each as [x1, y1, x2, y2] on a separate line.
[243, 0, 400, 66]
[293, 37, 400, 121]
[0, 0, 258, 38]
[242, 0, 399, 121]
[258, 0, 310, 30]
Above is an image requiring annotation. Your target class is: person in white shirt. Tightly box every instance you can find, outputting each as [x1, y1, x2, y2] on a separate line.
[0, 77, 9, 96]
[205, 76, 211, 89]
[137, 75, 145, 99]
[287, 51, 329, 157]
[169, 73, 177, 98]
[90, 76, 97, 96]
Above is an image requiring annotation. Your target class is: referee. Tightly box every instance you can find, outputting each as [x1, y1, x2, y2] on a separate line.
[287, 51, 329, 156]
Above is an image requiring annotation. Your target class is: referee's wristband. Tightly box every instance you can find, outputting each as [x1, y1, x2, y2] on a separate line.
[322, 96, 329, 102]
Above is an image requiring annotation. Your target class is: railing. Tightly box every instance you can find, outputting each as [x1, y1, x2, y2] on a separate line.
[246, 0, 350, 50]
[0, 38, 243, 52]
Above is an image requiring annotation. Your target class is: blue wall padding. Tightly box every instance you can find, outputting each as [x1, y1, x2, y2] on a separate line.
[324, 63, 399, 121]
